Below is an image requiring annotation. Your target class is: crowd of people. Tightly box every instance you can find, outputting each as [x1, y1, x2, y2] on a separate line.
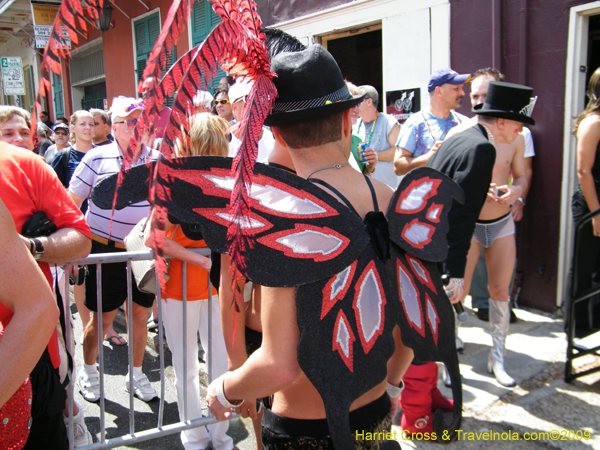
[11, 27, 597, 450]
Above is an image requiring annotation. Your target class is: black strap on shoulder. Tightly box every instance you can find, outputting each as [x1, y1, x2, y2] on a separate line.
[61, 147, 70, 171]
[363, 174, 379, 212]
[61, 147, 71, 177]
[308, 178, 359, 216]
[267, 162, 296, 174]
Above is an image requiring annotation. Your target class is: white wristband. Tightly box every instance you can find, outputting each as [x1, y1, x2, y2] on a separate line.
[216, 375, 243, 409]
[386, 381, 404, 398]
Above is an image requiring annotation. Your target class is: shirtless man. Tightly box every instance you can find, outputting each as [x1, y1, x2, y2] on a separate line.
[465, 69, 534, 322]
[453, 81, 536, 387]
[207, 44, 412, 448]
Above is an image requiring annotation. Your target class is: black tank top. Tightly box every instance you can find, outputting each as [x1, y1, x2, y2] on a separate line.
[592, 140, 600, 194]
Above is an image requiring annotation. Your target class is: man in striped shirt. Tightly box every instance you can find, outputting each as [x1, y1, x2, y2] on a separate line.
[69, 97, 159, 404]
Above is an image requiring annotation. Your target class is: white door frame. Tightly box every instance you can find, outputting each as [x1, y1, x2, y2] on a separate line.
[558, 1, 600, 308]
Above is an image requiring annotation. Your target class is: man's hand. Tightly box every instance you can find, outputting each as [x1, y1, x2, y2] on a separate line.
[363, 147, 378, 174]
[389, 395, 399, 419]
[445, 277, 465, 304]
[207, 375, 235, 420]
[192, 253, 212, 270]
[235, 399, 258, 419]
[494, 184, 522, 205]
[511, 200, 525, 222]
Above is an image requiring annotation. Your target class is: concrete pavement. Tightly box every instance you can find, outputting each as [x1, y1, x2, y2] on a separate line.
[394, 298, 600, 449]
[71, 297, 600, 449]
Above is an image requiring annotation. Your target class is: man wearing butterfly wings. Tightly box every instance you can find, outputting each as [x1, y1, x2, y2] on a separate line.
[91, 44, 465, 449]
[185, 45, 463, 449]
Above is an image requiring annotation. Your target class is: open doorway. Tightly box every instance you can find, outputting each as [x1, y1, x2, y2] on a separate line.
[587, 15, 600, 99]
[559, 5, 600, 309]
[323, 27, 383, 111]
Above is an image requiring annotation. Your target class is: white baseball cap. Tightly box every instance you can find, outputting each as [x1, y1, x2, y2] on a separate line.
[109, 96, 145, 122]
[228, 79, 253, 104]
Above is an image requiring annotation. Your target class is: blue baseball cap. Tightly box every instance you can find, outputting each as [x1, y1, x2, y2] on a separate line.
[428, 68, 471, 92]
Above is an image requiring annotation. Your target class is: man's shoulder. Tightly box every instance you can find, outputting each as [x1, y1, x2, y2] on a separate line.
[448, 124, 487, 142]
[433, 125, 492, 160]
[402, 111, 425, 126]
[397, 112, 424, 139]
[380, 112, 399, 126]
[84, 142, 120, 160]
[0, 142, 48, 171]
[453, 111, 470, 123]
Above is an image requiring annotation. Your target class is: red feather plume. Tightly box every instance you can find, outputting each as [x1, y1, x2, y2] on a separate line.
[136, 0, 277, 290]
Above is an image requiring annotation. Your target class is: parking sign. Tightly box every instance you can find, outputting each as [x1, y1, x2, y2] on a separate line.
[1, 57, 26, 96]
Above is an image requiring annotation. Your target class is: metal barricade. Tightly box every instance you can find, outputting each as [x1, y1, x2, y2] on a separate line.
[61, 248, 234, 449]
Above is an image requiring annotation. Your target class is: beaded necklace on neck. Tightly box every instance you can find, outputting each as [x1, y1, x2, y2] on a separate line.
[358, 110, 379, 146]
[305, 163, 350, 180]
[479, 123, 495, 146]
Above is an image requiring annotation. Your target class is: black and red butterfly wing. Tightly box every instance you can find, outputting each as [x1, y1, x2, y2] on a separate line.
[153, 155, 370, 287]
[387, 244, 461, 436]
[296, 246, 398, 449]
[387, 167, 465, 262]
[90, 155, 369, 286]
[385, 167, 464, 441]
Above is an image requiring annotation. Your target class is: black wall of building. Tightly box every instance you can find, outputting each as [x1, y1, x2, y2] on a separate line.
[256, 0, 353, 26]
[451, 0, 591, 312]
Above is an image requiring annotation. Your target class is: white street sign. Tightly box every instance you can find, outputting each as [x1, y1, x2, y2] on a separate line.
[1, 57, 25, 96]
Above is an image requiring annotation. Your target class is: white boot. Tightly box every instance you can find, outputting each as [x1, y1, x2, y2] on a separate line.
[487, 298, 516, 387]
[443, 364, 452, 387]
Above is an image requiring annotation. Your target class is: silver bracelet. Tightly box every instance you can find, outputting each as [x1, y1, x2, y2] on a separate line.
[216, 375, 243, 409]
[386, 380, 404, 398]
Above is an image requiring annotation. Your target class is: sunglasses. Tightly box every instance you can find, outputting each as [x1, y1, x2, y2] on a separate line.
[213, 99, 230, 105]
[114, 118, 138, 130]
[54, 130, 69, 136]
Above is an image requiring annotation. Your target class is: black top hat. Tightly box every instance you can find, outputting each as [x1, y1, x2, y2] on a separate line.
[473, 81, 536, 125]
[264, 45, 364, 127]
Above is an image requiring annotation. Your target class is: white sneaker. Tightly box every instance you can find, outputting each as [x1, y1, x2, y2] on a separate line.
[125, 373, 158, 402]
[78, 369, 100, 402]
[65, 409, 93, 447]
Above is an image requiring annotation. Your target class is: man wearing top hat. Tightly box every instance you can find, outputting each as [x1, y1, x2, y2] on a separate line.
[428, 81, 536, 387]
[206, 44, 412, 448]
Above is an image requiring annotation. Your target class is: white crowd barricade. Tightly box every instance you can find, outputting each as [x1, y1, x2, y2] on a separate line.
[61, 248, 234, 450]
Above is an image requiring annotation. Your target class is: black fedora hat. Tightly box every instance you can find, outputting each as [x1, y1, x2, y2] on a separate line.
[473, 81, 537, 125]
[264, 44, 364, 127]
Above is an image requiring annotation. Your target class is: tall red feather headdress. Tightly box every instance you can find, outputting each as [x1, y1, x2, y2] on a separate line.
[133, 0, 277, 288]
[33, 0, 276, 294]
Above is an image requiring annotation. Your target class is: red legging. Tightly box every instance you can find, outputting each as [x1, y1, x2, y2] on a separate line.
[399, 362, 453, 435]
